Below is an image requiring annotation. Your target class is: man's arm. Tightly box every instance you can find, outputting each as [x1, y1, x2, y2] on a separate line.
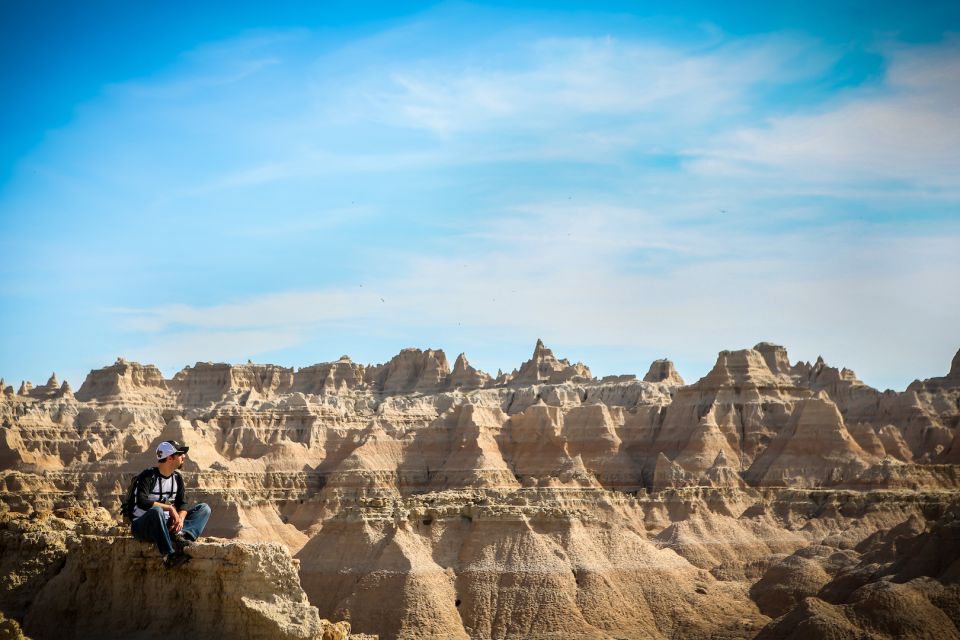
[169, 472, 187, 533]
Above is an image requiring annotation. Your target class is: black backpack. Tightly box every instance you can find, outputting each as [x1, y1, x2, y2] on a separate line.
[120, 468, 155, 522]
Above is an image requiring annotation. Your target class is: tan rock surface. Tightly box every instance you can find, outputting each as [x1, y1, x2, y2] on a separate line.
[744, 397, 877, 487]
[755, 500, 960, 639]
[20, 532, 349, 640]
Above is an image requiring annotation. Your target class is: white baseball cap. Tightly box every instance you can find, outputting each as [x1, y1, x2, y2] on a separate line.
[156, 440, 189, 461]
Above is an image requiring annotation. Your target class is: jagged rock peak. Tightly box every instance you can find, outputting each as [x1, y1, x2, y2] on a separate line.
[512, 340, 592, 386]
[807, 355, 863, 387]
[364, 347, 452, 394]
[643, 359, 685, 385]
[449, 353, 492, 391]
[17, 381, 33, 396]
[533, 337, 548, 356]
[699, 348, 780, 388]
[754, 342, 791, 375]
[25, 372, 71, 400]
[951, 347, 960, 378]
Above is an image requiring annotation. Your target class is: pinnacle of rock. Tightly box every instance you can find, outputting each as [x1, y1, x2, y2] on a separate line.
[643, 359, 684, 385]
[698, 348, 780, 388]
[513, 340, 591, 385]
[449, 352, 491, 390]
[754, 342, 791, 375]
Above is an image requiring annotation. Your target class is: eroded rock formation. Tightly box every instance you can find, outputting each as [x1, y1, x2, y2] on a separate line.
[0, 510, 351, 640]
[1, 341, 959, 639]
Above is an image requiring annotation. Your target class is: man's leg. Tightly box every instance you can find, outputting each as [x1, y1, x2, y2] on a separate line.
[180, 503, 211, 541]
[131, 507, 175, 556]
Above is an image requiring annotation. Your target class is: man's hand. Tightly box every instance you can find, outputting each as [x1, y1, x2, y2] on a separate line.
[173, 510, 187, 533]
[166, 505, 184, 533]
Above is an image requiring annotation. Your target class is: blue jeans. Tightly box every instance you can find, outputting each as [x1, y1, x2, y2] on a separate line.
[131, 503, 211, 556]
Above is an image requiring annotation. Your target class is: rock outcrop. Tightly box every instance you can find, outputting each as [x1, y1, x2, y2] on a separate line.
[744, 397, 877, 487]
[24, 536, 348, 640]
[510, 339, 592, 385]
[643, 358, 685, 385]
[0, 509, 351, 640]
[76, 358, 170, 403]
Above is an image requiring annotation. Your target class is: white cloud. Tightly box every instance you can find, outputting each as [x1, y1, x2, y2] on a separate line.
[690, 40, 960, 191]
[370, 33, 831, 139]
[113, 289, 382, 332]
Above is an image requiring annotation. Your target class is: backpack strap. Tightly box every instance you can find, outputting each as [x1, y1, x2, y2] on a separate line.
[141, 467, 160, 501]
[173, 470, 184, 505]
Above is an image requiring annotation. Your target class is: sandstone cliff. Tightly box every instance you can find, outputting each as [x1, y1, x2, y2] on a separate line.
[0, 510, 352, 640]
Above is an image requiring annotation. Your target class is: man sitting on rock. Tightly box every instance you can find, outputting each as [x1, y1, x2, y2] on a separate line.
[131, 440, 211, 569]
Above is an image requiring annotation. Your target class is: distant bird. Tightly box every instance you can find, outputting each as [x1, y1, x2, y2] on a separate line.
[380, 297, 385, 303]
[719, 209, 728, 214]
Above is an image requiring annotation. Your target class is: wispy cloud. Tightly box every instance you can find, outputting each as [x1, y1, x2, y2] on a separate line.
[690, 39, 960, 192]
[365, 33, 833, 149]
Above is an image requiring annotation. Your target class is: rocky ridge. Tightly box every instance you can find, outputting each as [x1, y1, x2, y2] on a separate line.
[1, 341, 959, 639]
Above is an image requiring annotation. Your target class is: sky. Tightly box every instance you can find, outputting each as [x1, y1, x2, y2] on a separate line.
[1, 1, 959, 392]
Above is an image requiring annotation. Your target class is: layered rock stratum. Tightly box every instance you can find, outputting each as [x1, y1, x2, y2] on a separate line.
[2, 341, 960, 639]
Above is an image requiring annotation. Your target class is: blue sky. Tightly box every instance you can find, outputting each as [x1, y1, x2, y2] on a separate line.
[2, 1, 959, 392]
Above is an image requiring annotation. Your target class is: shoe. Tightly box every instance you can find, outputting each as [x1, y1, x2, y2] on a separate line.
[163, 552, 190, 570]
[172, 532, 194, 553]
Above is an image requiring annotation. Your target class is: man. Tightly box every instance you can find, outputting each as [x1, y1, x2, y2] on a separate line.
[131, 440, 211, 569]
